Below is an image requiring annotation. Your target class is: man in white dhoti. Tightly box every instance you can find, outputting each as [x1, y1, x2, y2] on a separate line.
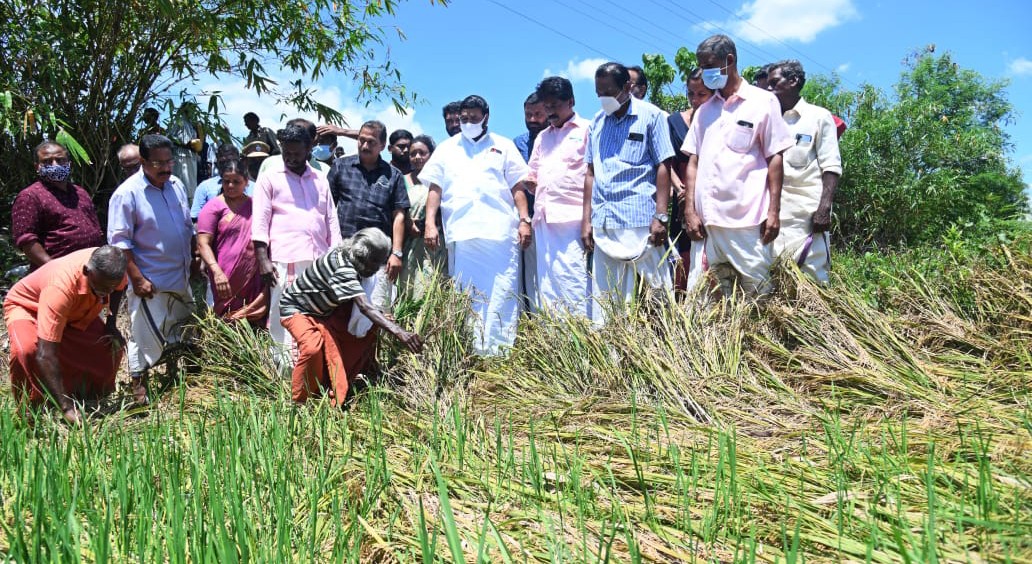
[766, 60, 842, 284]
[422, 95, 532, 356]
[108, 134, 196, 404]
[252, 123, 342, 369]
[682, 35, 794, 297]
[522, 76, 592, 316]
[583, 62, 677, 326]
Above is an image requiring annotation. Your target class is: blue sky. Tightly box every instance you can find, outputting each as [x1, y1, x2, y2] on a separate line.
[210, 0, 1032, 187]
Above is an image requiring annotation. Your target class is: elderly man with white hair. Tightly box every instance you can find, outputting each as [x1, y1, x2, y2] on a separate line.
[279, 228, 423, 406]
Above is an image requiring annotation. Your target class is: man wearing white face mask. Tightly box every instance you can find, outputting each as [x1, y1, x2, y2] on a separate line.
[583, 62, 676, 326]
[421, 95, 533, 356]
[681, 34, 794, 298]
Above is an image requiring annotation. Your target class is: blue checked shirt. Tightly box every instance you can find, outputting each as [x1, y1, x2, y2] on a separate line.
[586, 97, 675, 229]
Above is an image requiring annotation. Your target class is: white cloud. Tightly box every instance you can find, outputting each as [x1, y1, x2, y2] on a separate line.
[700, 0, 858, 44]
[836, 62, 851, 73]
[542, 58, 608, 82]
[198, 76, 427, 154]
[1008, 57, 1032, 76]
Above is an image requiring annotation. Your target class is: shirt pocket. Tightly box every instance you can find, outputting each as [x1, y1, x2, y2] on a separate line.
[618, 132, 647, 164]
[786, 135, 814, 168]
[725, 122, 756, 153]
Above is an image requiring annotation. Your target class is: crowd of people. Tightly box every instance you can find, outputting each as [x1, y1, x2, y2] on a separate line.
[4, 34, 843, 422]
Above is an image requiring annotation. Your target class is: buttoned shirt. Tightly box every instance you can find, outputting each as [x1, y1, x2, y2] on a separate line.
[12, 181, 105, 270]
[251, 157, 341, 264]
[108, 171, 194, 293]
[3, 247, 128, 342]
[780, 98, 843, 222]
[419, 132, 529, 243]
[327, 155, 410, 239]
[514, 131, 534, 163]
[586, 97, 675, 229]
[190, 176, 254, 220]
[682, 82, 793, 228]
[527, 114, 591, 225]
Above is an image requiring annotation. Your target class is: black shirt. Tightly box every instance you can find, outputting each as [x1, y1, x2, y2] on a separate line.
[327, 155, 410, 239]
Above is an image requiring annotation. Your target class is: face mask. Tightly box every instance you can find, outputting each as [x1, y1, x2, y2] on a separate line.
[701, 62, 729, 90]
[599, 95, 623, 116]
[39, 162, 71, 182]
[460, 119, 484, 141]
[312, 144, 333, 161]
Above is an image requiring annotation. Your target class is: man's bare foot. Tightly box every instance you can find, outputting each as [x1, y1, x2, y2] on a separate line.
[130, 376, 149, 406]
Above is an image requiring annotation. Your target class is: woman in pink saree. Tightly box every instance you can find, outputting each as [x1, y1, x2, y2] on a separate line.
[196, 158, 269, 327]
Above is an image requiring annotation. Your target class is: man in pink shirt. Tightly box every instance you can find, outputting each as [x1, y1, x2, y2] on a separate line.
[252, 123, 342, 368]
[682, 34, 793, 296]
[523, 76, 592, 316]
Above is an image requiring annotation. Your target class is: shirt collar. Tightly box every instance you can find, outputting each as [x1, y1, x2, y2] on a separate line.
[552, 113, 585, 131]
[783, 97, 809, 118]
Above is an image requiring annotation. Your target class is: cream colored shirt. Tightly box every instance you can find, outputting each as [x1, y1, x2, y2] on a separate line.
[780, 98, 843, 223]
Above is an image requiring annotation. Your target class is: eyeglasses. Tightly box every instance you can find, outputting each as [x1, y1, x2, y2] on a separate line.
[146, 159, 176, 168]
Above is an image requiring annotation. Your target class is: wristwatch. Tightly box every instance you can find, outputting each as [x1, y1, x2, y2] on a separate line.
[520, 217, 532, 225]
[652, 212, 669, 223]
[392, 250, 403, 259]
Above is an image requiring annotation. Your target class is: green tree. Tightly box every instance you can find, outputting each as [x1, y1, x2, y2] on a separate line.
[0, 0, 444, 205]
[641, 48, 697, 114]
[835, 48, 1028, 249]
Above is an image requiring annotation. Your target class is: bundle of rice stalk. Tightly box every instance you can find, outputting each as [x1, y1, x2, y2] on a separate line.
[191, 313, 284, 398]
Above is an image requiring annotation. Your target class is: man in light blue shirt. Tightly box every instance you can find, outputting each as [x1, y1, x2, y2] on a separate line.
[190, 143, 251, 221]
[108, 134, 196, 402]
[583, 61, 676, 325]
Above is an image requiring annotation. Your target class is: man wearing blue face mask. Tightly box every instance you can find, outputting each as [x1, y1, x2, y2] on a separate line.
[12, 141, 105, 273]
[328, 120, 410, 313]
[681, 34, 794, 298]
[583, 61, 677, 327]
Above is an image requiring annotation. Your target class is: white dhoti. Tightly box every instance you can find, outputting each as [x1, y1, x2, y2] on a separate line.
[268, 260, 313, 368]
[772, 219, 831, 284]
[127, 289, 195, 373]
[533, 220, 589, 317]
[590, 225, 673, 326]
[697, 225, 775, 296]
[448, 238, 521, 356]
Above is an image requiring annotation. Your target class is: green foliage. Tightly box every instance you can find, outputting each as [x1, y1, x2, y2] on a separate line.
[637, 44, 1029, 253]
[641, 48, 697, 113]
[834, 48, 1028, 250]
[0, 0, 445, 212]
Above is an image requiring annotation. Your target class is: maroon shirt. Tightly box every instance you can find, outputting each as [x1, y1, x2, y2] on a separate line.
[11, 181, 105, 270]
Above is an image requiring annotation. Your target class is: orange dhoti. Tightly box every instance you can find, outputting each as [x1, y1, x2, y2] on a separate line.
[7, 318, 122, 407]
[281, 302, 378, 406]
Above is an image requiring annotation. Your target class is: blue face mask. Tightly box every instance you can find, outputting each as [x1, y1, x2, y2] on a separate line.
[39, 162, 72, 182]
[312, 144, 333, 162]
[701, 61, 729, 90]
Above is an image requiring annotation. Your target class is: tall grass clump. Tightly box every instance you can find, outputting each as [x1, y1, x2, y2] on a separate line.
[0, 244, 1029, 561]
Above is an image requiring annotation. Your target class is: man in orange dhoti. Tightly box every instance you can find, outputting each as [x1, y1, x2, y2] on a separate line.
[3, 246, 129, 423]
[278, 228, 423, 405]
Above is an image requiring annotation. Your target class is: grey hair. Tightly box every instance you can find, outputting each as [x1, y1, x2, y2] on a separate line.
[697, 34, 737, 61]
[87, 245, 128, 280]
[117, 144, 139, 160]
[773, 59, 806, 91]
[341, 228, 391, 270]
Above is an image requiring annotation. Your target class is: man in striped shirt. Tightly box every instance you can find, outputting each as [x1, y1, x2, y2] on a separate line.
[279, 228, 422, 406]
[583, 62, 676, 326]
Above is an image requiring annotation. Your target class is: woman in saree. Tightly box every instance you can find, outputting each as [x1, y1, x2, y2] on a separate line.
[196, 158, 269, 326]
[399, 135, 447, 299]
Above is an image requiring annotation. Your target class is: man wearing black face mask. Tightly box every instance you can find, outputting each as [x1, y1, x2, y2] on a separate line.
[12, 141, 105, 272]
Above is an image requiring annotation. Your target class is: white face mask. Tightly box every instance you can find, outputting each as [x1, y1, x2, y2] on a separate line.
[701, 60, 730, 90]
[599, 94, 624, 116]
[460, 119, 485, 141]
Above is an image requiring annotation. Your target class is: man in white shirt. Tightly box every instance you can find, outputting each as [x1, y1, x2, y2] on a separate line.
[767, 59, 842, 284]
[422, 95, 532, 356]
